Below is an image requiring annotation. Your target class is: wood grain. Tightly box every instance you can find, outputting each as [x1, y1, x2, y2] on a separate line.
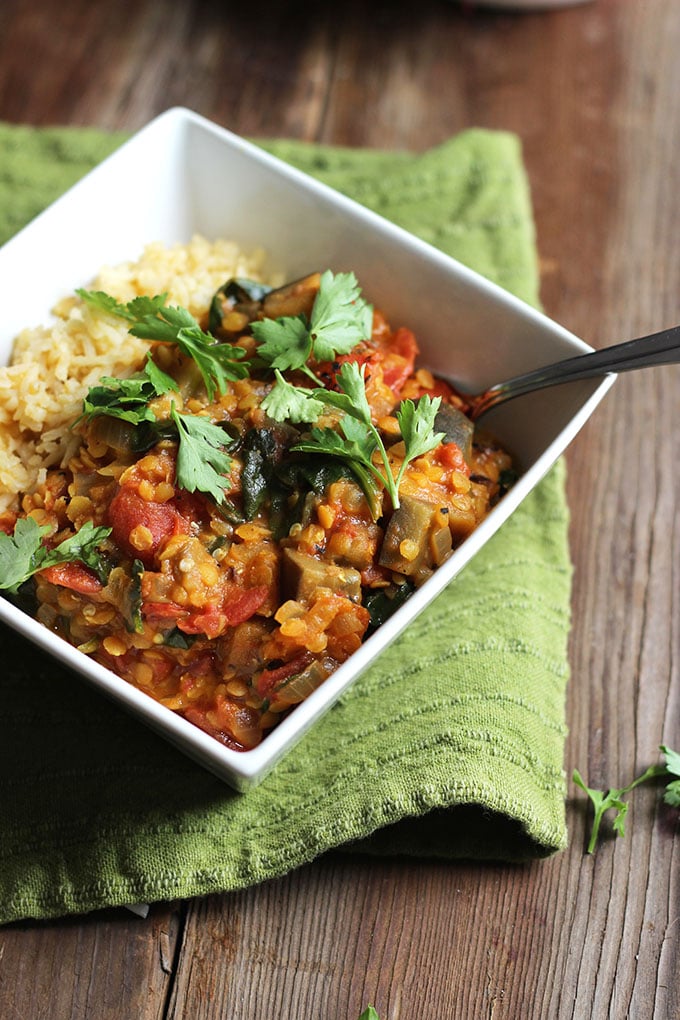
[0, 0, 678, 1017]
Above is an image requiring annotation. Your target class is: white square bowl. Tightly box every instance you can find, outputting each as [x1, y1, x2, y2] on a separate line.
[0, 107, 613, 790]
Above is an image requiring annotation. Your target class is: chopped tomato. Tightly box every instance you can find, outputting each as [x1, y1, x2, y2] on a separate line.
[142, 601, 187, 620]
[171, 490, 208, 527]
[409, 376, 456, 401]
[40, 562, 103, 594]
[108, 486, 191, 566]
[177, 585, 269, 637]
[316, 327, 418, 400]
[222, 584, 269, 625]
[378, 327, 418, 394]
[435, 442, 469, 475]
[143, 585, 269, 637]
[177, 610, 229, 639]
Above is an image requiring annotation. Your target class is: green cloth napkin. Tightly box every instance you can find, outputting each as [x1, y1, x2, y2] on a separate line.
[0, 122, 571, 926]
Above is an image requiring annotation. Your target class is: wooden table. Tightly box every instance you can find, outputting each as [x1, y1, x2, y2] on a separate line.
[1, 1, 678, 1017]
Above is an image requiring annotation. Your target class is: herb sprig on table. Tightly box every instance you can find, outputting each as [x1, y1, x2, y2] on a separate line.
[573, 744, 680, 853]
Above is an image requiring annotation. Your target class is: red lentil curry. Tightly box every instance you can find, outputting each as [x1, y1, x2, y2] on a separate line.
[0, 266, 515, 751]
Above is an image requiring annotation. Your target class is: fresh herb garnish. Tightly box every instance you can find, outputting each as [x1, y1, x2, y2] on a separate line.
[573, 744, 680, 853]
[294, 418, 382, 519]
[78, 353, 178, 425]
[261, 370, 325, 424]
[171, 408, 234, 505]
[77, 289, 249, 400]
[252, 270, 372, 380]
[358, 1009, 380, 1020]
[75, 274, 444, 518]
[269, 361, 443, 516]
[0, 518, 112, 594]
[662, 745, 680, 806]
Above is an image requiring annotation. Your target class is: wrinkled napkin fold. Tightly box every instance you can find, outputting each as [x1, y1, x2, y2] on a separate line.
[0, 123, 571, 925]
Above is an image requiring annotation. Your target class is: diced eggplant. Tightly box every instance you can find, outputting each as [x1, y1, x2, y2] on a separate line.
[433, 403, 474, 464]
[209, 273, 322, 336]
[379, 494, 452, 583]
[262, 272, 321, 321]
[282, 547, 361, 603]
[208, 278, 273, 333]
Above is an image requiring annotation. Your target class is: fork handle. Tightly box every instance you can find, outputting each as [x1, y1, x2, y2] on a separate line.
[471, 323, 680, 419]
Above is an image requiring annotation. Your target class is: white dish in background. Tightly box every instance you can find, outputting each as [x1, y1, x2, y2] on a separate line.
[0, 107, 613, 790]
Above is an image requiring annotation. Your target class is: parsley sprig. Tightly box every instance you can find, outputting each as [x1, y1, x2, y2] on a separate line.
[573, 744, 680, 853]
[76, 333, 236, 505]
[265, 361, 443, 517]
[252, 270, 372, 380]
[0, 518, 112, 594]
[170, 408, 234, 505]
[77, 290, 249, 400]
[77, 353, 178, 425]
[260, 370, 326, 424]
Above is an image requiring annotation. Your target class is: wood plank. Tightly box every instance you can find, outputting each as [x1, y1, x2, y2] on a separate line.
[0, 905, 182, 1020]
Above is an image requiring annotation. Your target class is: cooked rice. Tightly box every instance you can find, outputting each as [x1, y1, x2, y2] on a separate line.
[0, 236, 269, 513]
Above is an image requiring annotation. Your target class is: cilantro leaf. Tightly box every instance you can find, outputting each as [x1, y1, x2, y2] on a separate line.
[76, 288, 142, 321]
[664, 781, 680, 808]
[573, 745, 679, 853]
[43, 520, 113, 583]
[396, 395, 444, 461]
[393, 395, 444, 489]
[293, 424, 382, 519]
[250, 315, 312, 373]
[131, 314, 249, 401]
[252, 270, 371, 375]
[142, 354, 180, 396]
[78, 354, 178, 425]
[308, 270, 373, 362]
[0, 518, 53, 593]
[78, 289, 249, 401]
[358, 1009, 380, 1020]
[296, 424, 376, 467]
[313, 361, 373, 424]
[661, 745, 680, 807]
[283, 360, 445, 516]
[0, 517, 112, 594]
[129, 302, 200, 342]
[171, 408, 234, 504]
[661, 744, 680, 776]
[261, 370, 325, 424]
